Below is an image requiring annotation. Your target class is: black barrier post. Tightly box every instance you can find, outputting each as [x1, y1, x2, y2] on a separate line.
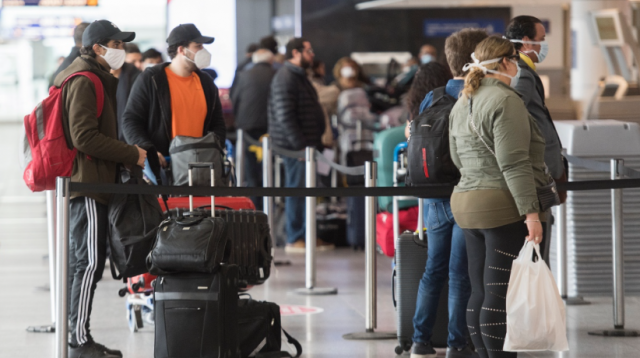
[294, 147, 337, 296]
[55, 177, 70, 358]
[589, 159, 639, 337]
[344, 162, 396, 340]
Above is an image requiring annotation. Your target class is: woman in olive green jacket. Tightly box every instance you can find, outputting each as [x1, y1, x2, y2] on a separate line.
[448, 36, 548, 358]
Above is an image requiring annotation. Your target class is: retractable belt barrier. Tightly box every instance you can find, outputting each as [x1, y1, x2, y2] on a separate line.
[564, 153, 640, 179]
[66, 178, 640, 198]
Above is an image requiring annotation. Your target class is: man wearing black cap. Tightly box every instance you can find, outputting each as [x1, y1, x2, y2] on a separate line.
[122, 23, 225, 178]
[53, 20, 146, 358]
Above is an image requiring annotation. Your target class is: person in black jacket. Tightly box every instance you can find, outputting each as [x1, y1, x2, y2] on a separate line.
[268, 37, 331, 252]
[112, 61, 140, 141]
[122, 24, 225, 179]
[49, 22, 90, 87]
[231, 49, 276, 210]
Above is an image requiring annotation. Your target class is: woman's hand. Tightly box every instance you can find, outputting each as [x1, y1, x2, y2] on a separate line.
[525, 213, 543, 244]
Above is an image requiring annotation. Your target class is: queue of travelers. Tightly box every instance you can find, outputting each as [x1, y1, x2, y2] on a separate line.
[53, 14, 563, 358]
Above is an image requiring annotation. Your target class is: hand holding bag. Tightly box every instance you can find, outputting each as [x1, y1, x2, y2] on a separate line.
[503, 241, 569, 352]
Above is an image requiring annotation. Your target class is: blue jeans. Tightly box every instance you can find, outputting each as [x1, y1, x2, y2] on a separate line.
[413, 198, 471, 348]
[283, 157, 305, 244]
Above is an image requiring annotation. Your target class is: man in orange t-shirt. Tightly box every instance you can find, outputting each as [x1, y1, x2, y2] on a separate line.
[122, 24, 225, 178]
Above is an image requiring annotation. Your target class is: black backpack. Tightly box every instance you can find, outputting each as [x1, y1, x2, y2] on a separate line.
[406, 87, 460, 187]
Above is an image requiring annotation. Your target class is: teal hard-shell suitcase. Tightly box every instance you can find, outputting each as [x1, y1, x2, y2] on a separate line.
[373, 126, 417, 212]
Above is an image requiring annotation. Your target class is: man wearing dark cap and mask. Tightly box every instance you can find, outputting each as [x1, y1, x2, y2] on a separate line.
[53, 20, 146, 358]
[122, 24, 226, 179]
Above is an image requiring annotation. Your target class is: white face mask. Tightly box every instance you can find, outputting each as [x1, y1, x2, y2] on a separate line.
[509, 39, 549, 63]
[185, 48, 212, 69]
[340, 66, 355, 79]
[100, 45, 126, 70]
[463, 53, 521, 88]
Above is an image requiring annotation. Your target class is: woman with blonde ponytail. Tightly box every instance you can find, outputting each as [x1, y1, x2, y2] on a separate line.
[448, 36, 550, 358]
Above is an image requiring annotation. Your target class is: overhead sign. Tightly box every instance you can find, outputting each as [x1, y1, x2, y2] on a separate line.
[424, 18, 505, 38]
[2, 0, 97, 6]
[10, 16, 80, 39]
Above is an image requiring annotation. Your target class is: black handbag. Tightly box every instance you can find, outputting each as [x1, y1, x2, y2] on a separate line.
[108, 166, 164, 279]
[536, 176, 561, 212]
[238, 296, 302, 358]
[148, 210, 230, 275]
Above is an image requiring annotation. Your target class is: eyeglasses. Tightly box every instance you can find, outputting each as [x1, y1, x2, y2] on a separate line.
[304, 48, 314, 55]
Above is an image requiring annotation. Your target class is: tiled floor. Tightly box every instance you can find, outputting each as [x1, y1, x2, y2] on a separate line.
[2, 122, 640, 357]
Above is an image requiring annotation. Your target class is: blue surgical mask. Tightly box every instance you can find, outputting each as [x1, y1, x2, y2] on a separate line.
[420, 54, 433, 64]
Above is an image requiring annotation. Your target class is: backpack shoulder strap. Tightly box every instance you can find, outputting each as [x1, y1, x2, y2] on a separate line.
[432, 87, 447, 102]
[61, 71, 104, 118]
[254, 328, 303, 358]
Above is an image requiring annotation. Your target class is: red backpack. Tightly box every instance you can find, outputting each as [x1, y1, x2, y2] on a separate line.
[23, 71, 104, 192]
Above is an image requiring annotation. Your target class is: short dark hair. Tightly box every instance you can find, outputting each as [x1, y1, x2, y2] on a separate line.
[124, 43, 141, 54]
[167, 41, 191, 59]
[445, 28, 489, 77]
[406, 62, 452, 120]
[260, 35, 278, 54]
[505, 15, 542, 50]
[246, 43, 259, 54]
[142, 48, 163, 61]
[79, 38, 110, 58]
[73, 22, 90, 47]
[285, 37, 307, 60]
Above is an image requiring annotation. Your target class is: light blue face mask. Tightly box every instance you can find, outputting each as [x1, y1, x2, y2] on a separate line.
[509, 39, 549, 63]
[420, 54, 433, 64]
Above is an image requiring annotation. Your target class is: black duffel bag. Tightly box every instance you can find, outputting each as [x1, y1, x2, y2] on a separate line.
[108, 166, 164, 279]
[238, 296, 302, 358]
[148, 210, 230, 275]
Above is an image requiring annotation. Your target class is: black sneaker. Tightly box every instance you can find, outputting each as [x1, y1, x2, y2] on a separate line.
[446, 345, 479, 358]
[69, 342, 120, 358]
[410, 341, 437, 358]
[86, 336, 123, 357]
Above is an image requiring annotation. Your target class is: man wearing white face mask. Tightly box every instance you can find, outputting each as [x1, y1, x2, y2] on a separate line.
[123, 24, 225, 179]
[506, 16, 566, 264]
[54, 19, 146, 358]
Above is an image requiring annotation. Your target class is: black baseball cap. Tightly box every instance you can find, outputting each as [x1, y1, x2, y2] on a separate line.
[167, 24, 215, 46]
[82, 20, 135, 47]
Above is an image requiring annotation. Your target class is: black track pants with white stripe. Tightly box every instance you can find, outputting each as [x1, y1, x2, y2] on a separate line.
[68, 197, 108, 346]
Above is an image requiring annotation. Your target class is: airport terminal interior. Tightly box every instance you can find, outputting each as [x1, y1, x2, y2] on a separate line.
[3, 0, 640, 357]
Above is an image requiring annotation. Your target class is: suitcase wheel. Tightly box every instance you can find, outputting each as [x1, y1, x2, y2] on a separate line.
[127, 305, 143, 333]
[395, 345, 404, 355]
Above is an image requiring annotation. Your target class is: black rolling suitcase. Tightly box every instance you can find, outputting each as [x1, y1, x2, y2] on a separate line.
[154, 265, 240, 358]
[393, 231, 449, 355]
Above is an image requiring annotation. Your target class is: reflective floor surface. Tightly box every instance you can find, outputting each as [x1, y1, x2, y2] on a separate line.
[2, 122, 640, 357]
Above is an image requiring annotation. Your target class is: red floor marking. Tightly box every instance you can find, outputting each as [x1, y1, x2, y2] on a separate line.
[279, 305, 324, 316]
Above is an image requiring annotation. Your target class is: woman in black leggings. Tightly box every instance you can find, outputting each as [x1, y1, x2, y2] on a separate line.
[448, 36, 549, 358]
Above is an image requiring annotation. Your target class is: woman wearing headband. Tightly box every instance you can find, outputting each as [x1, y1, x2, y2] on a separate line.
[448, 36, 548, 358]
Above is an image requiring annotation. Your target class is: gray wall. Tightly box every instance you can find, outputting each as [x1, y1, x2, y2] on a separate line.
[235, 0, 273, 66]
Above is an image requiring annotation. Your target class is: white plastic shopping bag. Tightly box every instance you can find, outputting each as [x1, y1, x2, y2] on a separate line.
[503, 241, 569, 352]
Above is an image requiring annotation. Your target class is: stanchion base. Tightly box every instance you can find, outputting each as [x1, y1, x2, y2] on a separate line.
[26, 325, 55, 333]
[562, 295, 591, 305]
[274, 260, 292, 266]
[588, 329, 639, 337]
[293, 287, 338, 295]
[342, 330, 396, 340]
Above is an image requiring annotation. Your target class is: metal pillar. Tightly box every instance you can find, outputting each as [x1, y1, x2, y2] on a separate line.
[55, 177, 71, 358]
[589, 159, 638, 337]
[274, 155, 283, 206]
[235, 129, 245, 187]
[343, 162, 396, 340]
[263, 137, 290, 267]
[555, 203, 589, 306]
[294, 147, 337, 295]
[27, 190, 58, 333]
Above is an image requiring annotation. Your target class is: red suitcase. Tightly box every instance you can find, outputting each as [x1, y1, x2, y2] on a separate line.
[158, 196, 256, 211]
